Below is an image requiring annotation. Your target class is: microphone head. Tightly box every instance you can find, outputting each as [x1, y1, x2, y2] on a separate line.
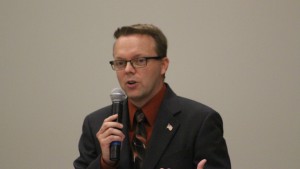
[110, 88, 127, 102]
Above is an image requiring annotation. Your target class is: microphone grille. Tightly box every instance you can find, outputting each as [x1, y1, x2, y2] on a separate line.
[110, 88, 127, 102]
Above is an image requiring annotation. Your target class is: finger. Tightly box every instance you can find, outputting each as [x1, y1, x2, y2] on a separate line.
[104, 114, 118, 122]
[197, 159, 207, 169]
[99, 121, 123, 133]
[98, 127, 125, 140]
[99, 115, 123, 133]
[102, 133, 125, 143]
[97, 129, 125, 150]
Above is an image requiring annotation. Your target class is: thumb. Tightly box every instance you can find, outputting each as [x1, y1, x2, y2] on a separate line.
[197, 159, 207, 169]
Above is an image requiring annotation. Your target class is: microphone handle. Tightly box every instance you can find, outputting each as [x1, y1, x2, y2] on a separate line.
[110, 101, 123, 161]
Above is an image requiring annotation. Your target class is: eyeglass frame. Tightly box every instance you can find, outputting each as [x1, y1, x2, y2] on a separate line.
[109, 55, 165, 71]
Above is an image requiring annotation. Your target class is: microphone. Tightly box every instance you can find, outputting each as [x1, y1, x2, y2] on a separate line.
[109, 88, 127, 161]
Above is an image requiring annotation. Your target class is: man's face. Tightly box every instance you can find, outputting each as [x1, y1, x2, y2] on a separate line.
[113, 34, 169, 107]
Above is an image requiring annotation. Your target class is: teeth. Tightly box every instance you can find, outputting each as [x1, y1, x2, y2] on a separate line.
[128, 81, 136, 84]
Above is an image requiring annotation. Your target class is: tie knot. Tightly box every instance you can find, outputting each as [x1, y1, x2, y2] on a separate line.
[135, 109, 145, 123]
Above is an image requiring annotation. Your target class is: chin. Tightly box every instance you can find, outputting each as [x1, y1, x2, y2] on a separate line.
[126, 92, 143, 102]
[126, 93, 139, 100]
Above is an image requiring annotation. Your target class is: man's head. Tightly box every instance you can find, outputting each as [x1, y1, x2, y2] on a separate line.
[111, 24, 169, 107]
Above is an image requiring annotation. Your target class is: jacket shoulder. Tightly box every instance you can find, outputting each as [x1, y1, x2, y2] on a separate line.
[177, 96, 216, 112]
[82, 105, 112, 132]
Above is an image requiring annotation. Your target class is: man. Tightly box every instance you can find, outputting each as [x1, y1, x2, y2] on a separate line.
[74, 24, 231, 169]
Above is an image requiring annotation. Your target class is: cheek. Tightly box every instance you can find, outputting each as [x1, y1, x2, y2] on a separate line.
[145, 67, 162, 81]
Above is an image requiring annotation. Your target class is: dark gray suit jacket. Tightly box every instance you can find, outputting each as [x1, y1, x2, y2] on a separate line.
[74, 85, 231, 169]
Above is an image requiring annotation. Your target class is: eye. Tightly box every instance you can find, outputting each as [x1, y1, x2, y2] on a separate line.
[135, 58, 146, 65]
[115, 60, 126, 67]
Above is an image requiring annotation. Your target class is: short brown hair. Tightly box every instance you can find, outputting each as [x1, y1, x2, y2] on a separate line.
[114, 24, 168, 57]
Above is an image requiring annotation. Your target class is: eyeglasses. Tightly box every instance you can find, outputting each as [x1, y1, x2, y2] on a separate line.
[109, 56, 164, 71]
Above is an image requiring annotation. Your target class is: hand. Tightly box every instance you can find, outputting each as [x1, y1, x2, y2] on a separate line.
[197, 159, 207, 169]
[96, 114, 125, 165]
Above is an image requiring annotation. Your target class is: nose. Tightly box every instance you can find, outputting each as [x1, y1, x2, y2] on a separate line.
[124, 61, 136, 73]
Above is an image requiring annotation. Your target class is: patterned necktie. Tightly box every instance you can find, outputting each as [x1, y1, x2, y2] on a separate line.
[132, 109, 147, 169]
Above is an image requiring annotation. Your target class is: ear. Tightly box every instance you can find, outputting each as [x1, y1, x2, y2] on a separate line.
[161, 57, 169, 75]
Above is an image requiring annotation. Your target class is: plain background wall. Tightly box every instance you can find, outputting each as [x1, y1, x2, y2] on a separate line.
[1, 1, 299, 169]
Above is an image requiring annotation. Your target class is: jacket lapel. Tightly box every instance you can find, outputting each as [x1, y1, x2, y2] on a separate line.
[142, 86, 181, 169]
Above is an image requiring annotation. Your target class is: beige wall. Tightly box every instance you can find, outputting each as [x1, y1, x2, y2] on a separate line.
[1, 1, 299, 169]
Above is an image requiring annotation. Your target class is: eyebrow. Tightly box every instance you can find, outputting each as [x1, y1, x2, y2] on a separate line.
[114, 54, 146, 60]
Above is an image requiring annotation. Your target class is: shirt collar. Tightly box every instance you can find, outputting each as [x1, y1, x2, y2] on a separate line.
[128, 84, 167, 128]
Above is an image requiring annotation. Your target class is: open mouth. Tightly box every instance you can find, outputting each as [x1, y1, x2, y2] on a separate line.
[127, 80, 137, 85]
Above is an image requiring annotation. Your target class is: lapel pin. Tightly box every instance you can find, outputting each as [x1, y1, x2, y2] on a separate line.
[166, 123, 173, 131]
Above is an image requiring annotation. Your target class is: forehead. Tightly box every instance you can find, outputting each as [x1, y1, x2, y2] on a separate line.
[113, 34, 156, 57]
